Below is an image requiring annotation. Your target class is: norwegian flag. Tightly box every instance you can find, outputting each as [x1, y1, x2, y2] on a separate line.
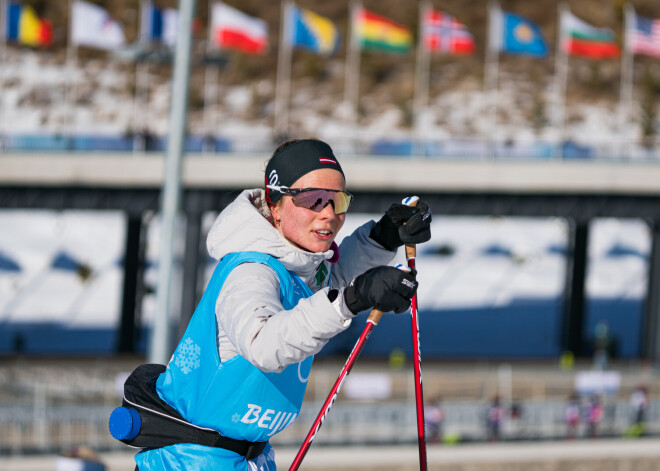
[423, 10, 475, 55]
[630, 13, 660, 59]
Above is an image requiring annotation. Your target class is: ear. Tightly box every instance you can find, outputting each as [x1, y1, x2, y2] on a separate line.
[269, 204, 280, 223]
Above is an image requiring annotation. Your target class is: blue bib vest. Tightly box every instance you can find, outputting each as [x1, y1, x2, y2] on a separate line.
[135, 252, 314, 470]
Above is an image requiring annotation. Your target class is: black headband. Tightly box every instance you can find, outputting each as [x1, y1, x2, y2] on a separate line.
[265, 140, 344, 204]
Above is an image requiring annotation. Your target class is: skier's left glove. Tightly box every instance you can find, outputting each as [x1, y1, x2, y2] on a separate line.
[344, 266, 418, 315]
[370, 200, 432, 251]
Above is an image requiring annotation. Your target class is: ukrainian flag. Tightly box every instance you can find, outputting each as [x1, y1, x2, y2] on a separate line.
[6, 2, 53, 47]
[291, 6, 340, 56]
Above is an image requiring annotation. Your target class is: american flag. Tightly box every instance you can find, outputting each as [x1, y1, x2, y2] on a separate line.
[423, 10, 475, 55]
[630, 13, 660, 58]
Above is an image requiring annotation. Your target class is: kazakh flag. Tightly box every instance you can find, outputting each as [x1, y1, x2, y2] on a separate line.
[495, 11, 548, 57]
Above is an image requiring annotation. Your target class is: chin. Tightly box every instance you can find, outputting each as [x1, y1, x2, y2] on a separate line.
[307, 241, 333, 253]
[311, 244, 332, 253]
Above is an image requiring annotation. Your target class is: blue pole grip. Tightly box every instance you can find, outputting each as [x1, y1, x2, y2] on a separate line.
[109, 406, 141, 441]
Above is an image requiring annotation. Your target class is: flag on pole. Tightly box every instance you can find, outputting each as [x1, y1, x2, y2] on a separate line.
[141, 1, 178, 47]
[355, 8, 412, 53]
[290, 5, 340, 56]
[492, 10, 547, 57]
[5, 2, 53, 46]
[629, 12, 660, 58]
[211, 3, 268, 54]
[561, 11, 619, 59]
[422, 9, 475, 55]
[71, 1, 125, 50]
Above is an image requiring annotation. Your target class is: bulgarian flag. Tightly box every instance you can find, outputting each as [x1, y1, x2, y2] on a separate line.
[561, 10, 619, 59]
[355, 7, 412, 53]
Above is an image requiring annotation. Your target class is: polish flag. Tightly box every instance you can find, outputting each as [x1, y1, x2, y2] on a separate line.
[211, 3, 268, 54]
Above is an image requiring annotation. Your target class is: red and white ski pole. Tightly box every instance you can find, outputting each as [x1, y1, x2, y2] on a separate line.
[402, 195, 428, 471]
[289, 307, 384, 471]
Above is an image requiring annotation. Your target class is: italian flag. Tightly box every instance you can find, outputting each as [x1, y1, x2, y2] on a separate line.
[355, 8, 412, 54]
[561, 11, 619, 59]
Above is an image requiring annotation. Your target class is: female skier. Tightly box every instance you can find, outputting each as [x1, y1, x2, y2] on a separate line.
[128, 138, 432, 469]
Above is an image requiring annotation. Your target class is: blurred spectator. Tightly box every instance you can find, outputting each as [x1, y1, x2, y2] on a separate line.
[593, 320, 611, 370]
[486, 395, 505, 442]
[509, 401, 522, 420]
[586, 395, 604, 438]
[508, 400, 524, 439]
[628, 384, 649, 437]
[56, 445, 106, 471]
[143, 128, 157, 151]
[424, 396, 446, 443]
[564, 392, 581, 439]
[203, 133, 216, 152]
[12, 332, 25, 354]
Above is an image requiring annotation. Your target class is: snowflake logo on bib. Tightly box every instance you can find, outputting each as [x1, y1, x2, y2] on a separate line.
[174, 337, 201, 374]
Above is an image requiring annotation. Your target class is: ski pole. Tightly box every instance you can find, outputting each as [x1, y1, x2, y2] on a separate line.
[402, 195, 428, 471]
[289, 307, 384, 471]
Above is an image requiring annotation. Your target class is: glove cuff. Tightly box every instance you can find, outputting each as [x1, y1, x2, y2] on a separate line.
[344, 284, 370, 315]
[369, 215, 402, 251]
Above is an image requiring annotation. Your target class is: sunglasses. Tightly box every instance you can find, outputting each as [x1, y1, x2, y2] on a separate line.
[267, 185, 353, 214]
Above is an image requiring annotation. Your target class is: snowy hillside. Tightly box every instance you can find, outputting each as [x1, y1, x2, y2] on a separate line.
[0, 45, 643, 146]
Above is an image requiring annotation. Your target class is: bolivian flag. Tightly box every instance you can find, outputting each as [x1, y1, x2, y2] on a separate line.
[355, 8, 412, 54]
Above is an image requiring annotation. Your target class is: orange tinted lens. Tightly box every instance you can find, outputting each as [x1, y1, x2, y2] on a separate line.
[292, 190, 352, 214]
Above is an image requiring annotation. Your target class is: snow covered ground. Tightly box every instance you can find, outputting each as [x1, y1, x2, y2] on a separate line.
[0, 210, 650, 357]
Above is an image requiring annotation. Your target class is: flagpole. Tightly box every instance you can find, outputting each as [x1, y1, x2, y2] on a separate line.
[0, 0, 7, 151]
[66, 0, 79, 150]
[133, 0, 149, 153]
[554, 3, 569, 160]
[484, 1, 501, 158]
[274, 0, 293, 141]
[203, 0, 220, 152]
[412, 0, 431, 157]
[343, 0, 361, 151]
[149, 0, 197, 365]
[618, 3, 634, 160]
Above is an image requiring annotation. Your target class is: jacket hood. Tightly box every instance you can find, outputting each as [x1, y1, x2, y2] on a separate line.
[207, 189, 336, 281]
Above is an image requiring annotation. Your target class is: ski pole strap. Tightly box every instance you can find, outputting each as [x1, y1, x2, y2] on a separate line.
[402, 196, 418, 261]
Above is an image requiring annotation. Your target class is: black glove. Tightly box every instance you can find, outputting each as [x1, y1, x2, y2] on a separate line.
[344, 266, 418, 315]
[370, 201, 432, 251]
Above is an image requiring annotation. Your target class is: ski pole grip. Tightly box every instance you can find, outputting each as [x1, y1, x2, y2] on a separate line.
[367, 308, 384, 324]
[402, 196, 419, 259]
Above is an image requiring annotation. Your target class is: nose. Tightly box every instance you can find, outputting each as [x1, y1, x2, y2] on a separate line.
[319, 200, 337, 218]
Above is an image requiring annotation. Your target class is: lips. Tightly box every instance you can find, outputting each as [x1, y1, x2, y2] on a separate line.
[314, 229, 332, 238]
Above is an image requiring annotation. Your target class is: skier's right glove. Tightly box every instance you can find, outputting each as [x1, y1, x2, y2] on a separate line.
[344, 266, 418, 315]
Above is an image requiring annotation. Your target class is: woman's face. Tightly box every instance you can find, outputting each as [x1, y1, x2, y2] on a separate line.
[270, 168, 346, 253]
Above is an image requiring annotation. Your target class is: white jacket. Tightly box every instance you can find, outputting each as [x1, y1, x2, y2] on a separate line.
[206, 189, 395, 373]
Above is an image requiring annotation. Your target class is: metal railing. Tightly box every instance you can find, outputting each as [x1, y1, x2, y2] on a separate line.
[1, 132, 659, 161]
[1, 370, 659, 455]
